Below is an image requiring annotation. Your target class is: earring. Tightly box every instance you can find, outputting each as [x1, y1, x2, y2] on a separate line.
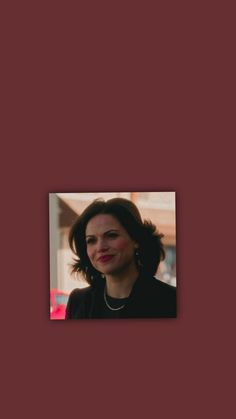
[135, 249, 143, 267]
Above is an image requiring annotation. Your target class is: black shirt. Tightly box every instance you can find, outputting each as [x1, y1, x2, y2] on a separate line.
[66, 274, 177, 319]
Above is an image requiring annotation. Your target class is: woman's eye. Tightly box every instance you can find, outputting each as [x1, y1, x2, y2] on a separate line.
[107, 233, 118, 238]
[86, 238, 95, 245]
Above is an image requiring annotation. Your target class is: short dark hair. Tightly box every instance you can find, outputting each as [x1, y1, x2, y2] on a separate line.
[69, 197, 165, 285]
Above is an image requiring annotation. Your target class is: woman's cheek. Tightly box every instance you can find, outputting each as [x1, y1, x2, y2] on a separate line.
[87, 247, 94, 262]
[117, 239, 130, 252]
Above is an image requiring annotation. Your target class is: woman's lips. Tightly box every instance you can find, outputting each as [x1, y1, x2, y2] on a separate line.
[98, 255, 114, 263]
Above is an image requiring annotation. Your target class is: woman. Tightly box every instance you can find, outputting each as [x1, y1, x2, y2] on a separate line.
[66, 197, 176, 319]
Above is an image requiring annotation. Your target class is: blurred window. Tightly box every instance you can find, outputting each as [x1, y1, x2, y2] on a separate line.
[138, 192, 175, 210]
[165, 246, 176, 274]
[55, 294, 68, 306]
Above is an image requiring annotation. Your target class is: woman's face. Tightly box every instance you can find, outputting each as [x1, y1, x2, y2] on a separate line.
[85, 214, 138, 276]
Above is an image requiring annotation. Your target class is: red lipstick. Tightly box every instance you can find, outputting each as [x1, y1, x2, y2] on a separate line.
[98, 255, 114, 263]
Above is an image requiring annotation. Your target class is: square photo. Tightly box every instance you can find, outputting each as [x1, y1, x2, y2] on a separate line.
[49, 192, 176, 319]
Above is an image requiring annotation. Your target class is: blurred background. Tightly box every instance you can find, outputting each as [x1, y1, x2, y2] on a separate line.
[49, 192, 176, 319]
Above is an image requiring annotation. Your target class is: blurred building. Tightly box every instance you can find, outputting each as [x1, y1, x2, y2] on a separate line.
[49, 192, 176, 293]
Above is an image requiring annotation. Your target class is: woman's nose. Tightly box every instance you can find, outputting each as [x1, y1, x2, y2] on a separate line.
[96, 238, 109, 252]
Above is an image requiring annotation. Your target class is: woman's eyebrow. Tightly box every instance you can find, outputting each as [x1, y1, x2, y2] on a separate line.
[86, 229, 119, 238]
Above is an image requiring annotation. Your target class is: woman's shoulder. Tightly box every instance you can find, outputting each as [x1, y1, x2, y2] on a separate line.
[150, 276, 176, 292]
[134, 275, 177, 303]
[140, 275, 176, 293]
[149, 276, 176, 301]
[66, 286, 93, 319]
[150, 276, 176, 316]
[69, 286, 92, 298]
[139, 275, 176, 315]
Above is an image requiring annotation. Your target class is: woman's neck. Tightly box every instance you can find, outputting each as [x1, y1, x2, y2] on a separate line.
[105, 265, 139, 298]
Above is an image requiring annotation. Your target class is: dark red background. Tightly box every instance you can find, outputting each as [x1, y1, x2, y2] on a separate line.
[1, 1, 235, 417]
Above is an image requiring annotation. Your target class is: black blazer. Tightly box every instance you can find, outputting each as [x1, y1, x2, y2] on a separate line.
[66, 275, 176, 319]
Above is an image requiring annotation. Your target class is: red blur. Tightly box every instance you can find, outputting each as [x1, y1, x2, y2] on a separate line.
[50, 289, 69, 320]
